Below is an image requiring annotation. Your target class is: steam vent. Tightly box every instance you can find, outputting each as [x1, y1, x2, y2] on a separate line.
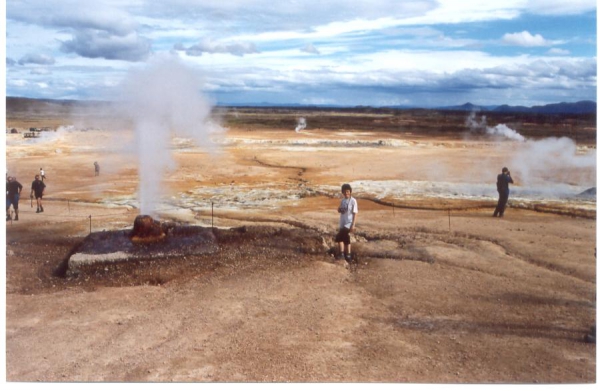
[66, 215, 219, 272]
[130, 215, 167, 243]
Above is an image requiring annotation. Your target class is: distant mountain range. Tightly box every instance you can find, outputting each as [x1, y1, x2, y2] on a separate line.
[432, 100, 597, 114]
[6, 96, 597, 114]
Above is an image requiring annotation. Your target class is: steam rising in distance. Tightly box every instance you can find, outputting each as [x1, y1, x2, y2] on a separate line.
[295, 117, 307, 132]
[466, 112, 525, 142]
[464, 112, 596, 194]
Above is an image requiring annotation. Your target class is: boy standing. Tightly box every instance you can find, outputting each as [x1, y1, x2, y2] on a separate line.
[335, 183, 358, 264]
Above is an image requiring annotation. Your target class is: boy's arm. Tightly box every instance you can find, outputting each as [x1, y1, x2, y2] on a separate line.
[350, 212, 357, 232]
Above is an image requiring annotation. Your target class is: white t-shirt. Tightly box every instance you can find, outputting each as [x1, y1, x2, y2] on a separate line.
[338, 196, 358, 229]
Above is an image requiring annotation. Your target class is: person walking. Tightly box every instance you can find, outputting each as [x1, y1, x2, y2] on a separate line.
[493, 167, 514, 218]
[6, 176, 23, 221]
[30, 174, 46, 213]
[39, 167, 46, 182]
[94, 161, 100, 176]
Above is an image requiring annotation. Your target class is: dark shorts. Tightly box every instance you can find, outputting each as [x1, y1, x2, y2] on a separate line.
[34, 192, 43, 199]
[6, 194, 20, 209]
[335, 227, 351, 245]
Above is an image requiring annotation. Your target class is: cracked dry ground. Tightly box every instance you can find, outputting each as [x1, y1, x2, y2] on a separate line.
[5, 198, 596, 383]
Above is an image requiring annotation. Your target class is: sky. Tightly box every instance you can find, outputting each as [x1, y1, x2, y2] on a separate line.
[4, 0, 598, 107]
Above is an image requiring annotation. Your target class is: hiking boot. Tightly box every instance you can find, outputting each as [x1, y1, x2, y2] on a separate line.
[336, 253, 345, 261]
[36, 208, 40, 213]
[40, 207, 44, 212]
[14, 216, 18, 221]
[345, 254, 352, 263]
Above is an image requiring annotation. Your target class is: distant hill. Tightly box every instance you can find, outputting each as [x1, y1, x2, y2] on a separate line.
[6, 96, 597, 114]
[436, 100, 596, 114]
[434, 102, 498, 112]
[519, 100, 596, 114]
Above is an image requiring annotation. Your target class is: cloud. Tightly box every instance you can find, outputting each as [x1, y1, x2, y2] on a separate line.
[178, 39, 259, 57]
[525, 0, 596, 15]
[501, 31, 550, 47]
[10, 1, 150, 62]
[6, 58, 17, 66]
[8, 1, 137, 35]
[547, 48, 570, 56]
[30, 68, 52, 75]
[301, 44, 320, 55]
[60, 30, 152, 61]
[18, 53, 56, 65]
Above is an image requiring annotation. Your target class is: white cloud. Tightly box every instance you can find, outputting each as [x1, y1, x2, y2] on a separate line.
[547, 48, 571, 56]
[18, 53, 56, 65]
[179, 39, 259, 57]
[301, 44, 320, 55]
[30, 68, 52, 75]
[502, 31, 550, 47]
[60, 30, 152, 61]
[9, 79, 29, 87]
[525, 0, 596, 15]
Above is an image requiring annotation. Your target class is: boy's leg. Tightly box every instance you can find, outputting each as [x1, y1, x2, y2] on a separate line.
[344, 243, 352, 262]
[337, 242, 345, 259]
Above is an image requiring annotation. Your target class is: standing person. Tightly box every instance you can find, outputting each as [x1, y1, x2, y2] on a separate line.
[30, 174, 46, 213]
[493, 167, 514, 218]
[6, 176, 23, 221]
[335, 183, 358, 264]
[94, 161, 100, 176]
[39, 167, 46, 182]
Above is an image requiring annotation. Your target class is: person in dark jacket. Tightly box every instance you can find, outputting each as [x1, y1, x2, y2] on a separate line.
[493, 167, 514, 218]
[30, 174, 46, 213]
[6, 176, 23, 221]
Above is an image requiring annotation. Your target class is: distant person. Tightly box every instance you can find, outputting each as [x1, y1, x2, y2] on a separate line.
[30, 174, 46, 213]
[39, 167, 46, 182]
[493, 167, 514, 218]
[335, 183, 358, 265]
[6, 176, 23, 221]
[94, 161, 100, 176]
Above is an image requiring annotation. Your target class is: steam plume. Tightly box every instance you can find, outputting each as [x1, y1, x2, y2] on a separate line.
[119, 56, 222, 215]
[295, 117, 307, 132]
[465, 112, 525, 141]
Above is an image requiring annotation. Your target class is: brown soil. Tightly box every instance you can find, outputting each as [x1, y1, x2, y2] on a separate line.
[4, 106, 596, 383]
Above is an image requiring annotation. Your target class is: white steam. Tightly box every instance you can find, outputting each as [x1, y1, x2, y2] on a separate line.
[465, 112, 525, 141]
[510, 137, 596, 188]
[119, 56, 222, 215]
[463, 112, 595, 197]
[295, 117, 307, 132]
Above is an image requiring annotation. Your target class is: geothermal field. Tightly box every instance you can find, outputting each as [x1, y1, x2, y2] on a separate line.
[4, 97, 597, 382]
